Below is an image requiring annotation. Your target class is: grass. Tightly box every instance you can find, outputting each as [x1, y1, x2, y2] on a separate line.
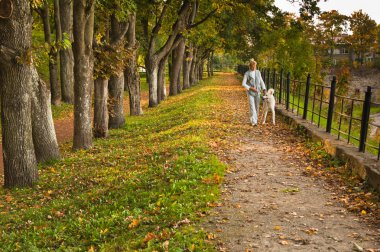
[51, 103, 74, 120]
[0, 76, 225, 251]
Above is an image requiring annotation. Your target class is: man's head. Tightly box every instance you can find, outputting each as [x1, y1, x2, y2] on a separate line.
[249, 59, 257, 70]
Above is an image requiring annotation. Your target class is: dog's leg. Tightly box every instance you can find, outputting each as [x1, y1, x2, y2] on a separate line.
[263, 110, 267, 124]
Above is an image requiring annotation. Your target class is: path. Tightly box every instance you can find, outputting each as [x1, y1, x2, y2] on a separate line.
[204, 74, 380, 251]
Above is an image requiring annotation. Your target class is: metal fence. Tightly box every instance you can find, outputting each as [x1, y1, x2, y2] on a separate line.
[237, 66, 380, 160]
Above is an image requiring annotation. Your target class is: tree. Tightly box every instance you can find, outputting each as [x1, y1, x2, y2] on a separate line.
[35, 0, 61, 105]
[59, 0, 75, 104]
[31, 67, 60, 163]
[108, 14, 129, 129]
[0, 0, 38, 187]
[139, 0, 193, 107]
[318, 10, 347, 60]
[347, 10, 377, 66]
[72, 0, 95, 149]
[124, 12, 142, 116]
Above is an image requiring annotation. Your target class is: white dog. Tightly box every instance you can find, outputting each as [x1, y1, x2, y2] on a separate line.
[262, 88, 275, 125]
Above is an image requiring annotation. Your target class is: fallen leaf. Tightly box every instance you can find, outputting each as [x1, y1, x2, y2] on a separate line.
[304, 228, 318, 235]
[207, 233, 216, 240]
[162, 240, 169, 251]
[144, 232, 155, 242]
[128, 219, 139, 229]
[352, 242, 364, 252]
[274, 226, 282, 231]
[54, 211, 65, 218]
[279, 240, 289, 245]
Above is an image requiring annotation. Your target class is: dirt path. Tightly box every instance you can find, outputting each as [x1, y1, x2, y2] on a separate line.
[204, 73, 380, 251]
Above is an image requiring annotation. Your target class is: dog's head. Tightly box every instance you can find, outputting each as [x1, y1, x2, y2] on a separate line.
[267, 88, 275, 96]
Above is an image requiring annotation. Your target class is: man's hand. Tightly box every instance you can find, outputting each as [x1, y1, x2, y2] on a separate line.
[250, 87, 258, 93]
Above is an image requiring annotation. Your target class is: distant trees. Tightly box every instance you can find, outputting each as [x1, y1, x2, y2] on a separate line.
[318, 10, 347, 60]
[347, 10, 377, 66]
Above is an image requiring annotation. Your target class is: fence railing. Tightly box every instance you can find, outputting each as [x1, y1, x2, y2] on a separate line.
[236, 65, 380, 160]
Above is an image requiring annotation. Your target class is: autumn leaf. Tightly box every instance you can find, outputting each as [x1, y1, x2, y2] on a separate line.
[207, 233, 216, 240]
[143, 232, 155, 242]
[279, 240, 289, 245]
[54, 211, 65, 218]
[274, 226, 282, 231]
[304, 228, 318, 235]
[5, 196, 13, 202]
[128, 219, 139, 229]
[162, 240, 169, 251]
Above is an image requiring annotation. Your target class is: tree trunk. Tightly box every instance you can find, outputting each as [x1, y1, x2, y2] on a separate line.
[170, 37, 185, 95]
[183, 44, 192, 90]
[210, 51, 214, 76]
[169, 51, 176, 96]
[145, 56, 159, 107]
[207, 57, 211, 77]
[177, 63, 182, 93]
[94, 78, 109, 137]
[198, 61, 203, 80]
[108, 73, 125, 128]
[31, 67, 60, 163]
[40, 2, 60, 105]
[108, 15, 126, 129]
[72, 0, 94, 150]
[158, 56, 168, 103]
[190, 47, 198, 86]
[59, 0, 74, 104]
[0, 0, 38, 187]
[125, 13, 142, 116]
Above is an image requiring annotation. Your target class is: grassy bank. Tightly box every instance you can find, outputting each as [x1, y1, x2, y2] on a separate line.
[0, 76, 226, 251]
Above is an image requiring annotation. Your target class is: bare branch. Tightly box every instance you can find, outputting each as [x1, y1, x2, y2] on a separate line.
[187, 8, 217, 29]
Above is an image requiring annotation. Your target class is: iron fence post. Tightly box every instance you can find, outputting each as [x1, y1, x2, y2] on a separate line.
[279, 69, 284, 104]
[286, 72, 290, 110]
[326, 76, 337, 133]
[359, 86, 372, 152]
[303, 74, 311, 120]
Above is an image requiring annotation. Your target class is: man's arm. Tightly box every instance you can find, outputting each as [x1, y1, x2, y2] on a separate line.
[242, 72, 257, 92]
[242, 72, 250, 91]
[259, 71, 266, 94]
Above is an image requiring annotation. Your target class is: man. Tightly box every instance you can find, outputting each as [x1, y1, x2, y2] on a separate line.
[242, 59, 266, 126]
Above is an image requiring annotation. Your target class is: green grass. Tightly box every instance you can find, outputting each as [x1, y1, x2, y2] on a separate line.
[0, 77, 225, 251]
[51, 103, 74, 120]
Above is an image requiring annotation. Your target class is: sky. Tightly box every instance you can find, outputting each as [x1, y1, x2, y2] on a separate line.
[274, 0, 380, 24]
